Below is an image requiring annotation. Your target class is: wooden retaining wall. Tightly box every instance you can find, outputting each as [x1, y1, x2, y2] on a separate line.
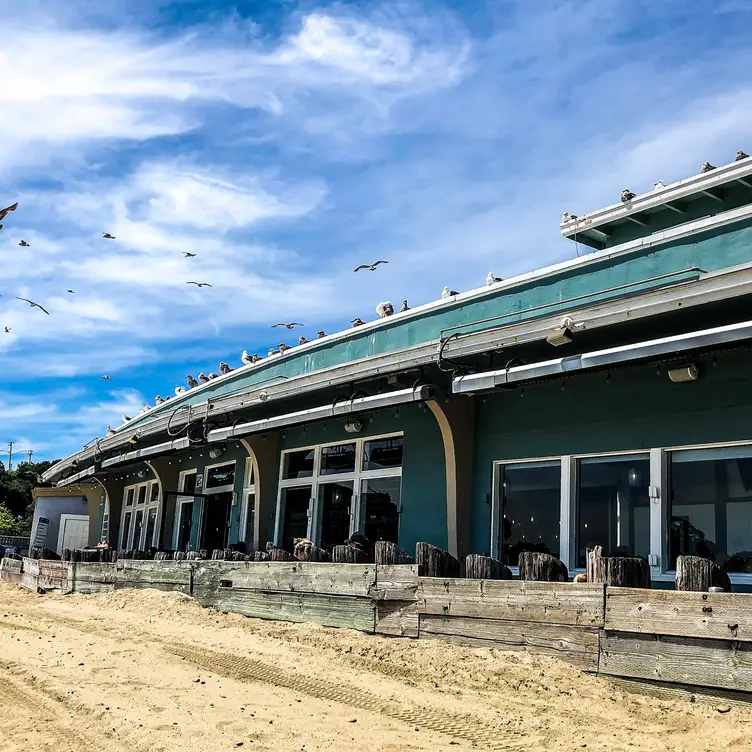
[4, 557, 752, 701]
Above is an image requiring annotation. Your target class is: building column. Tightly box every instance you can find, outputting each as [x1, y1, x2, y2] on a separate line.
[426, 397, 476, 560]
[95, 475, 126, 549]
[147, 456, 181, 549]
[240, 435, 280, 548]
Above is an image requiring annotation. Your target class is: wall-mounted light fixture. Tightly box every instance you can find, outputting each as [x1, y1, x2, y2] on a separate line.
[668, 364, 699, 383]
[209, 444, 225, 460]
[344, 419, 363, 434]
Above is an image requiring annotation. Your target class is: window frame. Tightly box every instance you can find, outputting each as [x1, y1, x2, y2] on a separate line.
[240, 455, 258, 549]
[275, 432, 403, 547]
[173, 469, 199, 551]
[119, 478, 160, 551]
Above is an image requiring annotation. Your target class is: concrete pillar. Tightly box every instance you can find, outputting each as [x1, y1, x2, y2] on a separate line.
[95, 475, 126, 549]
[240, 434, 280, 549]
[147, 456, 181, 549]
[426, 397, 476, 560]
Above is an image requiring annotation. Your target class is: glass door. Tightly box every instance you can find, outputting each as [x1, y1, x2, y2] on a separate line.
[318, 481, 354, 549]
[280, 487, 312, 551]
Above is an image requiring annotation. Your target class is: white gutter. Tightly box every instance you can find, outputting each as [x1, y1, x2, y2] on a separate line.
[208, 385, 435, 443]
[57, 465, 97, 488]
[100, 437, 191, 469]
[453, 319, 752, 394]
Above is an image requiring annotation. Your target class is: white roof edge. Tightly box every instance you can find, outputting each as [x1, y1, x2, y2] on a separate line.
[560, 155, 752, 235]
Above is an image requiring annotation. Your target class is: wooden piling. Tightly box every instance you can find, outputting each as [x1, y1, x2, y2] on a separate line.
[415, 542, 461, 578]
[331, 545, 370, 564]
[517, 552, 568, 582]
[465, 554, 512, 580]
[587, 546, 651, 588]
[268, 548, 295, 562]
[294, 542, 331, 562]
[676, 555, 732, 592]
[374, 541, 414, 565]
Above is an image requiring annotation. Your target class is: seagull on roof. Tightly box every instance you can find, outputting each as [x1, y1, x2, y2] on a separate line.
[298, 335, 309, 345]
[442, 286, 459, 299]
[175, 386, 186, 395]
[139, 404, 149, 414]
[198, 373, 210, 383]
[317, 330, 326, 338]
[121, 413, 131, 422]
[154, 395, 164, 405]
[487, 272, 503, 285]
[0, 202, 18, 222]
[376, 301, 394, 318]
[18, 240, 29, 247]
[272, 322, 304, 329]
[241, 349, 259, 366]
[400, 299, 409, 312]
[103, 233, 116, 239]
[219, 361, 233, 375]
[15, 297, 50, 315]
[207, 372, 218, 380]
[620, 189, 636, 203]
[736, 150, 750, 161]
[187, 281, 212, 288]
[561, 212, 578, 223]
[654, 181, 666, 190]
[182, 252, 196, 258]
[278, 343, 291, 354]
[351, 317, 365, 327]
[186, 374, 199, 388]
[106, 425, 114, 437]
[354, 260, 388, 272]
[700, 161, 716, 173]
[102, 375, 111, 381]
[268, 346, 280, 356]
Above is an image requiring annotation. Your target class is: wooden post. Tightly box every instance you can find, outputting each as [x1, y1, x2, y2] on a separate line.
[676, 555, 732, 592]
[587, 546, 651, 588]
[416, 542, 461, 578]
[374, 541, 414, 565]
[518, 552, 568, 582]
[465, 554, 512, 580]
[294, 541, 331, 562]
[268, 548, 295, 562]
[331, 545, 370, 563]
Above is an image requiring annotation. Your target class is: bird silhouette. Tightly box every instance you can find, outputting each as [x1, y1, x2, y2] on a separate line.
[4, 327, 10, 334]
[0, 202, 18, 222]
[183, 252, 196, 258]
[175, 386, 186, 395]
[278, 343, 291, 353]
[207, 372, 218, 380]
[736, 150, 750, 161]
[219, 361, 233, 375]
[102, 375, 111, 380]
[400, 299, 410, 312]
[298, 335, 309, 345]
[376, 301, 394, 318]
[103, 233, 116, 239]
[654, 181, 666, 190]
[198, 373, 210, 383]
[15, 297, 49, 315]
[273, 322, 304, 329]
[487, 272, 503, 285]
[186, 374, 199, 388]
[267, 347, 280, 356]
[187, 281, 212, 288]
[155, 395, 164, 405]
[317, 330, 326, 338]
[66, 289, 75, 294]
[621, 189, 636, 202]
[121, 413, 131, 422]
[18, 240, 29, 247]
[561, 212, 578, 223]
[441, 286, 459, 299]
[700, 161, 716, 173]
[241, 350, 259, 365]
[354, 260, 388, 272]
[351, 317, 365, 326]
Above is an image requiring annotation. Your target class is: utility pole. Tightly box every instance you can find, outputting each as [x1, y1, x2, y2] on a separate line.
[25, 449, 33, 465]
[7, 440, 13, 471]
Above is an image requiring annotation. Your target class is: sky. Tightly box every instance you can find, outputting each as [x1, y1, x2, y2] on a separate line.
[2, 0, 752, 463]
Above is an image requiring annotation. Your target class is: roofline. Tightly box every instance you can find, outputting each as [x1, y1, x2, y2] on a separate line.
[560, 154, 752, 238]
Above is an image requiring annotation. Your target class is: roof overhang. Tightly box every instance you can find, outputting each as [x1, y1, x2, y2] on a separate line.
[453, 319, 752, 394]
[100, 437, 191, 469]
[57, 465, 98, 488]
[208, 385, 435, 443]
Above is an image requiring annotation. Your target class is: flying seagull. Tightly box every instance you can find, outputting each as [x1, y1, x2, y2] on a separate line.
[15, 297, 50, 315]
[400, 299, 409, 312]
[18, 240, 29, 247]
[219, 361, 233, 375]
[354, 260, 388, 272]
[278, 343, 291, 353]
[187, 281, 212, 288]
[186, 374, 199, 388]
[700, 161, 716, 173]
[351, 317, 365, 326]
[620, 189, 636, 202]
[317, 330, 326, 338]
[4, 327, 10, 334]
[298, 335, 309, 345]
[0, 202, 18, 222]
[736, 150, 749, 161]
[654, 181, 666, 190]
[67, 289, 75, 294]
[376, 301, 394, 318]
[487, 272, 503, 285]
[198, 373, 210, 383]
[183, 252, 196, 258]
[442, 286, 459, 299]
[273, 322, 304, 329]
[103, 233, 116, 239]
[102, 375, 111, 380]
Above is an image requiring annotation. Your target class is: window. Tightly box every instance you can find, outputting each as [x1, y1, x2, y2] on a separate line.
[125, 488, 135, 507]
[669, 447, 752, 572]
[120, 512, 131, 550]
[182, 471, 197, 496]
[277, 434, 403, 550]
[576, 455, 650, 567]
[137, 485, 147, 505]
[132, 510, 144, 549]
[150, 483, 160, 502]
[240, 457, 257, 548]
[498, 461, 561, 567]
[145, 507, 158, 550]
[205, 462, 235, 489]
[121, 480, 161, 551]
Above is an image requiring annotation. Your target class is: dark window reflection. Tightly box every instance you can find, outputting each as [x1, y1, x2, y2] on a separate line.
[182, 473, 197, 495]
[320, 444, 356, 475]
[670, 452, 752, 572]
[363, 437, 403, 471]
[361, 477, 400, 544]
[206, 463, 235, 488]
[120, 512, 131, 550]
[577, 456, 650, 567]
[281, 487, 311, 552]
[283, 450, 315, 479]
[145, 507, 157, 549]
[501, 462, 560, 566]
[319, 482, 354, 548]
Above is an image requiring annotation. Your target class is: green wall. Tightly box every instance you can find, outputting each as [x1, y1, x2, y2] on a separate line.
[470, 348, 752, 554]
[280, 403, 448, 552]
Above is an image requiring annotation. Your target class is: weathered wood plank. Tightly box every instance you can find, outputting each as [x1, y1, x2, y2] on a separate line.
[605, 588, 752, 642]
[417, 578, 605, 627]
[371, 565, 419, 601]
[605, 676, 752, 708]
[192, 561, 376, 598]
[419, 614, 599, 671]
[375, 601, 419, 638]
[0, 557, 23, 572]
[195, 588, 376, 632]
[600, 631, 752, 692]
[72, 561, 192, 593]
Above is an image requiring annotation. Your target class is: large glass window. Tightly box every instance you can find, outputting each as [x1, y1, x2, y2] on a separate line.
[132, 509, 145, 549]
[500, 461, 561, 567]
[205, 462, 235, 489]
[137, 485, 147, 505]
[181, 472, 197, 495]
[320, 443, 356, 475]
[576, 455, 650, 567]
[145, 507, 158, 550]
[363, 437, 403, 471]
[283, 449, 315, 479]
[361, 477, 401, 544]
[125, 488, 134, 507]
[120, 511, 131, 550]
[669, 448, 752, 572]
[280, 487, 312, 551]
[319, 481, 354, 548]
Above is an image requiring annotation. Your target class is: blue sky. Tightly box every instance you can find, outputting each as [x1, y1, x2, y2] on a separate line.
[2, 0, 752, 462]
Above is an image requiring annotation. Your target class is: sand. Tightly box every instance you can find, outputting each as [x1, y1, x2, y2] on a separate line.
[0, 582, 750, 751]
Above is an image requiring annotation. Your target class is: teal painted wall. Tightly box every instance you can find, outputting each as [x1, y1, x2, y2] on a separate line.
[280, 403, 447, 552]
[124, 218, 752, 434]
[470, 348, 752, 554]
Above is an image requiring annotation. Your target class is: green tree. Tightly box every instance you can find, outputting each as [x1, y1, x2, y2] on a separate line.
[0, 460, 59, 535]
[0, 504, 17, 533]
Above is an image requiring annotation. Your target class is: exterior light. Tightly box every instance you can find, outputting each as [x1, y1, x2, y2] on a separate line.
[547, 327, 572, 346]
[668, 364, 699, 383]
[628, 467, 641, 487]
